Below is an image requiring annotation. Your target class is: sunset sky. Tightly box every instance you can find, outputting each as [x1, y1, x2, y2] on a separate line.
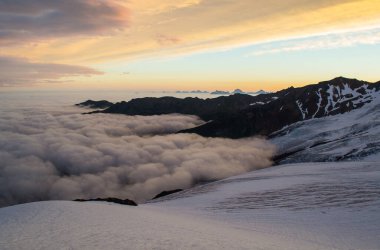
[1, 0, 380, 91]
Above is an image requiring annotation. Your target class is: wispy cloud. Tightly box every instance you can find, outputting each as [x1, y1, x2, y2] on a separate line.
[130, 0, 201, 15]
[156, 34, 182, 46]
[250, 27, 380, 56]
[0, 56, 102, 86]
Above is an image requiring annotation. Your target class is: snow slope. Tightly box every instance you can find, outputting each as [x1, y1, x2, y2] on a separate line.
[0, 201, 260, 250]
[271, 89, 380, 163]
[1, 161, 379, 250]
[149, 161, 380, 250]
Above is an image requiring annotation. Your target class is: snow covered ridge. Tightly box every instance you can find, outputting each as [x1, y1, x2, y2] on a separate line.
[271, 87, 380, 163]
[293, 78, 380, 120]
[253, 76, 380, 121]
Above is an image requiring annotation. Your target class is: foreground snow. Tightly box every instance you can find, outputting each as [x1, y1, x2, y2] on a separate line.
[0, 201, 260, 250]
[1, 161, 379, 250]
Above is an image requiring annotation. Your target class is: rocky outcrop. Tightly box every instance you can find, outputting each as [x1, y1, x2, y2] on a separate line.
[74, 197, 137, 206]
[152, 189, 183, 200]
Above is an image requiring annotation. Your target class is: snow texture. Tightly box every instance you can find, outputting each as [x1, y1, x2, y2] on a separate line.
[296, 100, 308, 120]
[312, 88, 322, 118]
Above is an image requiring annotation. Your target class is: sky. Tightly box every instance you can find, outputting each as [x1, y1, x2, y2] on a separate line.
[0, 0, 380, 91]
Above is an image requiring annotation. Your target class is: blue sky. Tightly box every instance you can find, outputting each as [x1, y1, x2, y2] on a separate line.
[97, 28, 380, 91]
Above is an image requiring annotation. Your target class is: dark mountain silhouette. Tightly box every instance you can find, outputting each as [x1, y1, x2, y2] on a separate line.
[97, 93, 263, 121]
[89, 77, 380, 138]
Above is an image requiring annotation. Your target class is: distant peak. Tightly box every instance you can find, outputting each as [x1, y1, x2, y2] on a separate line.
[332, 76, 356, 81]
[317, 76, 368, 87]
[232, 89, 244, 94]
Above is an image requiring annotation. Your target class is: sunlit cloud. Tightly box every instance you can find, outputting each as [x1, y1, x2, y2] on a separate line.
[0, 0, 379, 88]
[128, 0, 201, 15]
[156, 34, 182, 46]
[0, 56, 102, 86]
[2, 0, 380, 64]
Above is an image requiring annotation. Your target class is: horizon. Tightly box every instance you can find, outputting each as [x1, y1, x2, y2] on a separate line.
[0, 76, 378, 94]
[1, 1, 380, 91]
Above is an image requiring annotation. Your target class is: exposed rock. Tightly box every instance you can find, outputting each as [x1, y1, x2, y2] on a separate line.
[152, 189, 183, 200]
[74, 197, 137, 206]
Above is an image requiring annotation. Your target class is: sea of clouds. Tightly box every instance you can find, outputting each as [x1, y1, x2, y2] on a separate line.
[0, 95, 275, 207]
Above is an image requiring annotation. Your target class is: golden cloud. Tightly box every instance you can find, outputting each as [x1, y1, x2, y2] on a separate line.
[1, 0, 379, 65]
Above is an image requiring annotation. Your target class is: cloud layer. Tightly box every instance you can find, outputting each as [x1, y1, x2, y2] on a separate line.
[0, 105, 275, 207]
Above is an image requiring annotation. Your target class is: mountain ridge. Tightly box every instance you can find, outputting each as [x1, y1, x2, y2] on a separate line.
[181, 77, 380, 138]
[83, 77, 380, 138]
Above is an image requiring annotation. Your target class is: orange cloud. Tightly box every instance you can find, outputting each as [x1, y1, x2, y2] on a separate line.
[156, 34, 181, 46]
